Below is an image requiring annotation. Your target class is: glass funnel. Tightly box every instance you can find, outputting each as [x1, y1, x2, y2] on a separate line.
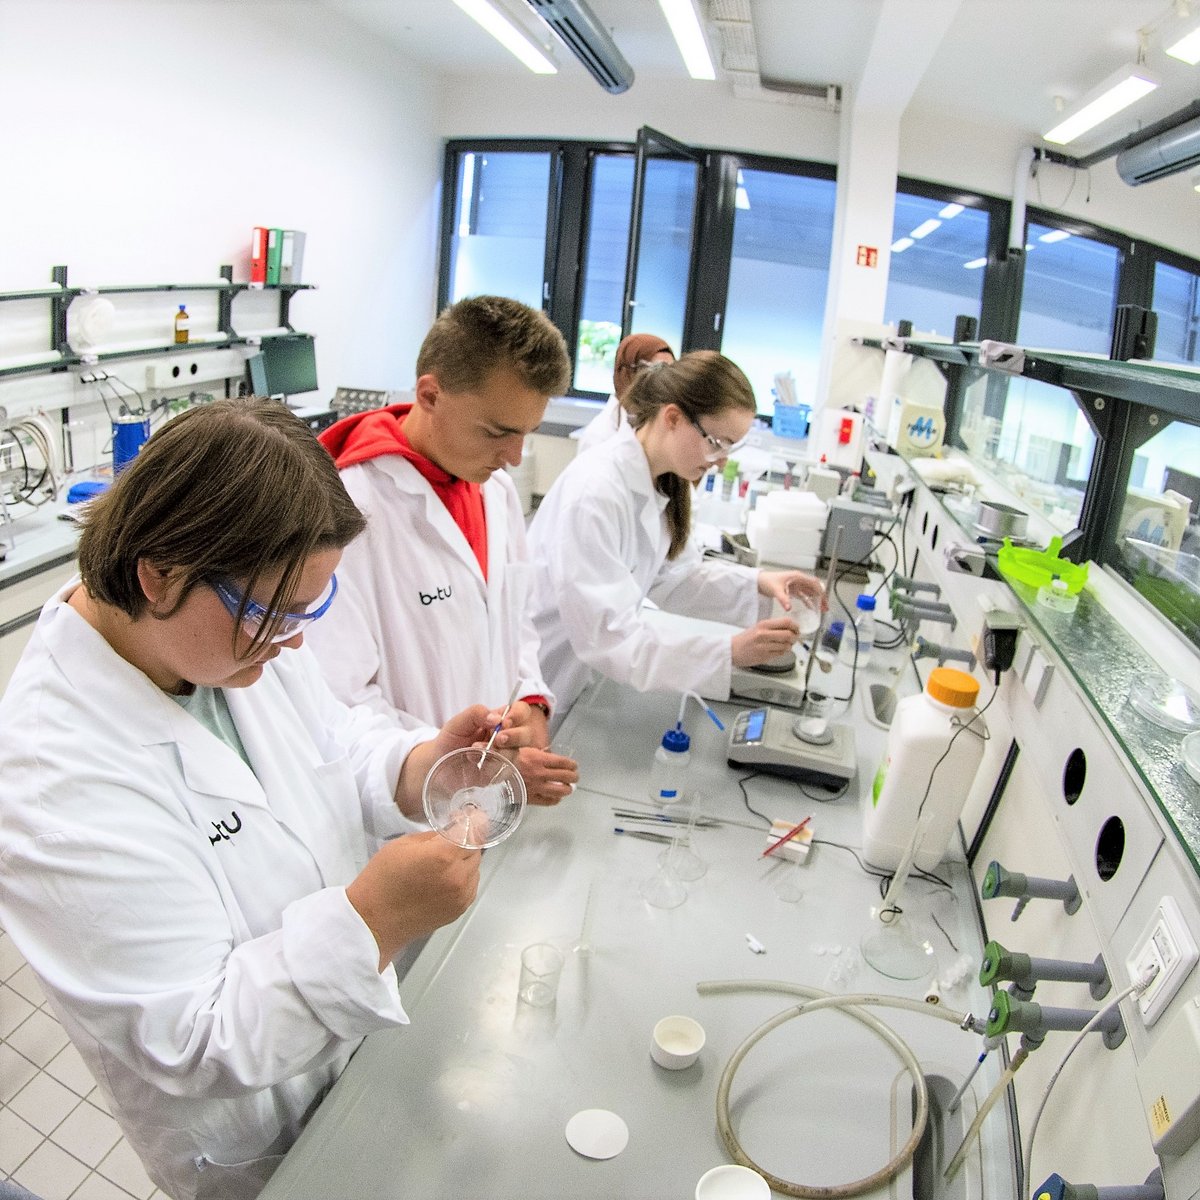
[422, 746, 526, 850]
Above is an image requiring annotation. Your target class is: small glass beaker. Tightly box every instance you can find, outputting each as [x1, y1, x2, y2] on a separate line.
[793, 691, 833, 744]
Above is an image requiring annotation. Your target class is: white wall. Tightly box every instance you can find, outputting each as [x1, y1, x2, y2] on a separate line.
[435, 71, 842, 163]
[900, 107, 1200, 260]
[0, 0, 445, 394]
[1, 5, 1196, 400]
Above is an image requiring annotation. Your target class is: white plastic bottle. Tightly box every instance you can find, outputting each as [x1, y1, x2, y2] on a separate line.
[649, 723, 691, 805]
[839, 593, 877, 668]
[862, 667, 986, 872]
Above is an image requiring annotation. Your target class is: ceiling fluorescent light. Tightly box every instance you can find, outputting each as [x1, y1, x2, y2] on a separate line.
[1165, 12, 1200, 64]
[1039, 229, 1072, 243]
[910, 219, 942, 239]
[657, 0, 715, 80]
[1043, 63, 1159, 145]
[938, 203, 964, 219]
[891, 237, 914, 253]
[453, 0, 557, 74]
[963, 258, 987, 269]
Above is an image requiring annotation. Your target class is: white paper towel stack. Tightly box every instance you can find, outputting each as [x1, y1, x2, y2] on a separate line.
[746, 490, 827, 569]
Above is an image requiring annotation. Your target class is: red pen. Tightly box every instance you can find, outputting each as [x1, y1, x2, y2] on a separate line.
[761, 815, 812, 859]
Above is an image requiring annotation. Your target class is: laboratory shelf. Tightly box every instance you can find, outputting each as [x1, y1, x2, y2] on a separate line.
[0, 286, 67, 302]
[0, 265, 315, 381]
[81, 281, 235, 295]
[74, 281, 314, 297]
[867, 337, 1200, 421]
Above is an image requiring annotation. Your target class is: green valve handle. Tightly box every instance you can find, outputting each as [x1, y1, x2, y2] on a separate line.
[982, 860, 1022, 900]
[980, 860, 1081, 917]
[984, 988, 1015, 1038]
[979, 940, 1017, 987]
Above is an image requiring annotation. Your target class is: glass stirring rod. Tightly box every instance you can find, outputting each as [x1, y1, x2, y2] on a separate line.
[477, 681, 523, 768]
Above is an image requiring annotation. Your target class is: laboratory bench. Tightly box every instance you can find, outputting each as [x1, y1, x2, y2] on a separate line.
[260, 668, 1019, 1200]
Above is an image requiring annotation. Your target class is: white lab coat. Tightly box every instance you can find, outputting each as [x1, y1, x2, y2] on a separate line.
[0, 587, 436, 1200]
[573, 393, 626, 455]
[306, 458, 551, 727]
[527, 422, 762, 719]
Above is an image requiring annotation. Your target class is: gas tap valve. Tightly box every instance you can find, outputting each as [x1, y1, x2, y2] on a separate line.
[913, 635, 977, 670]
[978, 939, 1110, 1001]
[981, 860, 1081, 921]
[892, 573, 941, 598]
[984, 990, 1126, 1050]
[891, 595, 958, 632]
[1032, 1169, 1163, 1200]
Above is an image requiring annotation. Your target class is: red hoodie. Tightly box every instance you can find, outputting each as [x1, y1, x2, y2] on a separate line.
[319, 404, 488, 579]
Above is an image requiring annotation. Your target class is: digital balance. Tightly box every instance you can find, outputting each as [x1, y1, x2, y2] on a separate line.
[730, 656, 809, 709]
[727, 705, 857, 790]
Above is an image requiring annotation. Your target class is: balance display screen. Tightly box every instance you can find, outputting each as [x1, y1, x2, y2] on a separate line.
[743, 710, 765, 741]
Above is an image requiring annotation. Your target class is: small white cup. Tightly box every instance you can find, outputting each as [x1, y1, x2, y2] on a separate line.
[694, 1164, 771, 1200]
[650, 1015, 705, 1069]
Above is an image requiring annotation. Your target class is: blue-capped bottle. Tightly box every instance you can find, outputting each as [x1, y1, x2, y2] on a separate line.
[649, 723, 691, 805]
[839, 593, 877, 668]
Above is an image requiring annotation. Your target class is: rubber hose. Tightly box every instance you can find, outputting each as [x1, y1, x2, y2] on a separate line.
[697, 981, 975, 1198]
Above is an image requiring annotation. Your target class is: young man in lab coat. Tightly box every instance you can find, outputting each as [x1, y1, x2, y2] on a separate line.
[308, 295, 578, 804]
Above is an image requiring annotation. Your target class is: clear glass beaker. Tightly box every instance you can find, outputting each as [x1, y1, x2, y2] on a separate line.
[793, 691, 833, 744]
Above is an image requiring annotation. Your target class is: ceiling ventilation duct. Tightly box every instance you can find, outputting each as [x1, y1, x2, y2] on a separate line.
[523, 0, 634, 93]
[1116, 113, 1200, 185]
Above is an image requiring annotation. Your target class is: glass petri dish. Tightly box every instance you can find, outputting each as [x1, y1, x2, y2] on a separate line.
[422, 746, 527, 849]
[1182, 731, 1200, 785]
[1127, 675, 1200, 734]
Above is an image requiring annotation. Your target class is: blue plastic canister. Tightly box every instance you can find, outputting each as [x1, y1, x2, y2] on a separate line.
[112, 415, 150, 473]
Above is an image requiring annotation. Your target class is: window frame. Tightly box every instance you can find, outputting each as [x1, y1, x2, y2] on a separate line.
[437, 139, 1200, 407]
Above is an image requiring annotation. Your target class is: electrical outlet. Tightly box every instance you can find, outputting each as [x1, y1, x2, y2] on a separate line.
[145, 357, 236, 390]
[1127, 896, 1199, 1027]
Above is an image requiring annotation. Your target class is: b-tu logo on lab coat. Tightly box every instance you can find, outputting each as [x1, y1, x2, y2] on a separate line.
[419, 585, 453, 606]
[209, 811, 243, 846]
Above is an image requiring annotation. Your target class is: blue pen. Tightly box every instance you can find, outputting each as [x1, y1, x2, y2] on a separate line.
[477, 680, 523, 768]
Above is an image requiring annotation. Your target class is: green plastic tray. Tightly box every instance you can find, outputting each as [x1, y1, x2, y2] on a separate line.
[996, 536, 1088, 594]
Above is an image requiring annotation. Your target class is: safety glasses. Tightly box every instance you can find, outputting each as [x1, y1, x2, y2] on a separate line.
[209, 574, 338, 644]
[685, 413, 742, 462]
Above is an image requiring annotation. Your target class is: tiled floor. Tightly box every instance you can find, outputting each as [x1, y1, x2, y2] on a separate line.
[0, 929, 169, 1200]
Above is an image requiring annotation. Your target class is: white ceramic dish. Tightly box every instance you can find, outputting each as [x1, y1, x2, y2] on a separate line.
[651, 1015, 705, 1069]
[694, 1164, 771, 1200]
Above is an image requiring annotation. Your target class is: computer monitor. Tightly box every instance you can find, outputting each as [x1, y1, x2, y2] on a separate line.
[248, 334, 318, 400]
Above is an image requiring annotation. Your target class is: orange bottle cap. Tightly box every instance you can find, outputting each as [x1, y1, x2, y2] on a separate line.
[926, 666, 979, 708]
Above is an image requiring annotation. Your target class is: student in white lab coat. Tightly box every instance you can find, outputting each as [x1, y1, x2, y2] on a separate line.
[307, 296, 577, 805]
[0, 400, 538, 1200]
[573, 331, 674, 454]
[528, 351, 826, 720]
